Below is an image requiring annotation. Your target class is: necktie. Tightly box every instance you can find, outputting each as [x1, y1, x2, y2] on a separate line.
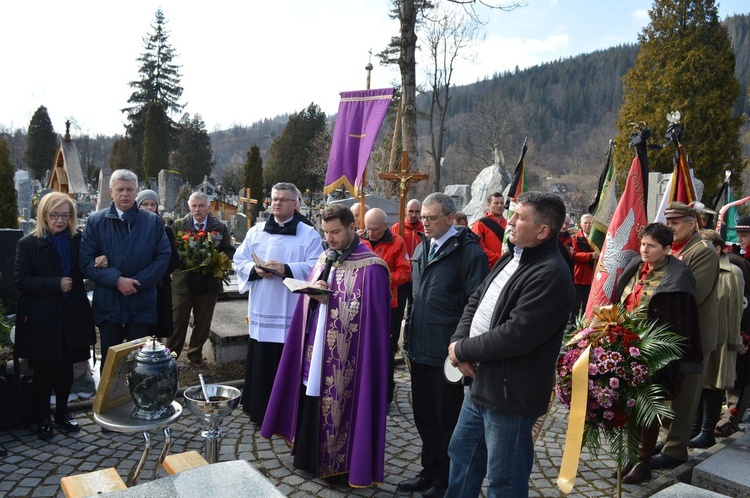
[196, 223, 204, 231]
[120, 215, 130, 234]
[428, 241, 438, 262]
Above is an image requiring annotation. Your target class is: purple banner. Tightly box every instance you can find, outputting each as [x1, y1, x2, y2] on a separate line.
[324, 88, 394, 196]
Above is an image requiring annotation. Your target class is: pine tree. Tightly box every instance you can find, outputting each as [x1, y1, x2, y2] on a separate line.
[109, 137, 139, 175]
[242, 144, 264, 208]
[263, 103, 327, 192]
[170, 114, 214, 186]
[123, 9, 184, 165]
[0, 139, 18, 228]
[142, 102, 170, 186]
[615, 0, 743, 201]
[24, 105, 57, 181]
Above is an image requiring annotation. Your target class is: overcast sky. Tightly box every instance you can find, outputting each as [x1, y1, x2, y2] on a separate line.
[1, 0, 746, 136]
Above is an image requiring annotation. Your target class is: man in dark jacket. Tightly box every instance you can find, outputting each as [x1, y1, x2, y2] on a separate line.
[398, 193, 489, 498]
[80, 169, 171, 369]
[168, 191, 235, 367]
[446, 191, 573, 497]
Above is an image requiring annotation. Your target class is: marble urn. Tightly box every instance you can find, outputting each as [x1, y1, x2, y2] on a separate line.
[126, 338, 179, 420]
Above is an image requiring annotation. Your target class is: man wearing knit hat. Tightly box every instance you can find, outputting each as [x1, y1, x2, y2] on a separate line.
[652, 202, 719, 469]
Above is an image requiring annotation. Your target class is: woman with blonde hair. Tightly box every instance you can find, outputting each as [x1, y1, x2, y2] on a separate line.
[13, 192, 96, 439]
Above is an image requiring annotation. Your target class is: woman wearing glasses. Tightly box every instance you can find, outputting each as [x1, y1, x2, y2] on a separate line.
[13, 192, 96, 439]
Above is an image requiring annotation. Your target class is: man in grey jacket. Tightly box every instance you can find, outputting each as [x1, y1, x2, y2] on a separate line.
[398, 193, 489, 498]
[446, 192, 573, 497]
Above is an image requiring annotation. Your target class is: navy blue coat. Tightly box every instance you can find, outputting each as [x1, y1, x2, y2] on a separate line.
[407, 226, 490, 367]
[79, 203, 171, 325]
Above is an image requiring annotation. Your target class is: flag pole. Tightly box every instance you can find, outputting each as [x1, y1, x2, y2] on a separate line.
[357, 52, 374, 230]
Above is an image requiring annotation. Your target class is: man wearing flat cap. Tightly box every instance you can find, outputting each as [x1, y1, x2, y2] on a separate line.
[652, 201, 719, 469]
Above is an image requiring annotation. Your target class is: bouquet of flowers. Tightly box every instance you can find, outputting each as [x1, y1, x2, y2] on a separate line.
[174, 229, 232, 285]
[556, 305, 685, 494]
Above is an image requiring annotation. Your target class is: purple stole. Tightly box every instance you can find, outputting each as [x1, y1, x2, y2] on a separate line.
[261, 243, 391, 487]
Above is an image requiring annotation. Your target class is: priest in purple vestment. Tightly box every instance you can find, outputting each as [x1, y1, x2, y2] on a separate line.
[260, 204, 392, 488]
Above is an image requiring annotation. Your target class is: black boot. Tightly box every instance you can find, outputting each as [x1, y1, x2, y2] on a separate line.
[690, 397, 703, 439]
[689, 389, 722, 448]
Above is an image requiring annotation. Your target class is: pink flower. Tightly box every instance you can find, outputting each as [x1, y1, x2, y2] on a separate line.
[629, 347, 641, 357]
[603, 410, 615, 420]
[609, 377, 620, 388]
[627, 398, 636, 408]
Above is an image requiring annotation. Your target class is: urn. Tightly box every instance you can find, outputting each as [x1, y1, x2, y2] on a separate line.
[127, 339, 179, 420]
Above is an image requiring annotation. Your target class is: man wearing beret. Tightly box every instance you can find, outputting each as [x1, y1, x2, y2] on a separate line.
[653, 202, 719, 469]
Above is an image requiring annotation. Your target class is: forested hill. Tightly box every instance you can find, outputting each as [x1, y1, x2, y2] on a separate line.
[434, 43, 641, 181]
[419, 13, 749, 191]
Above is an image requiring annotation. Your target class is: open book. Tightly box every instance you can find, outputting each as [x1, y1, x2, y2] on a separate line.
[253, 253, 332, 295]
[282, 277, 333, 295]
[251, 253, 285, 278]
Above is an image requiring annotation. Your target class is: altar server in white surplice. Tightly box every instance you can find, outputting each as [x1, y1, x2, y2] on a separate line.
[233, 182, 322, 424]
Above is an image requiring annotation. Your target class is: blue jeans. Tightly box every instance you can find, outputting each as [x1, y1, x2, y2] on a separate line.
[446, 389, 537, 498]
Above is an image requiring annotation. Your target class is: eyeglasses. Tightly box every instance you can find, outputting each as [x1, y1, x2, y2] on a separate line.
[48, 213, 72, 220]
[421, 214, 448, 224]
[271, 197, 296, 203]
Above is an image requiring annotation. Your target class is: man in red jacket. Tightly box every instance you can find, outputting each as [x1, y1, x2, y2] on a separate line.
[570, 214, 598, 320]
[471, 192, 507, 269]
[365, 208, 411, 404]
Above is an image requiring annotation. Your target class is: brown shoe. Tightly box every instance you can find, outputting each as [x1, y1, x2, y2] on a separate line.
[622, 462, 652, 484]
[189, 359, 206, 368]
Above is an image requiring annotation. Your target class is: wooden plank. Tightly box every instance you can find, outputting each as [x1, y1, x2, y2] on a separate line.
[162, 450, 209, 475]
[61, 467, 126, 498]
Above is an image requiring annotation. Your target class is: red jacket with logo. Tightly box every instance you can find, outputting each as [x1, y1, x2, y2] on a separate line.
[471, 211, 507, 270]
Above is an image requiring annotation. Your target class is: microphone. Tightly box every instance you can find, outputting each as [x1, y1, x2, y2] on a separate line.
[320, 250, 339, 282]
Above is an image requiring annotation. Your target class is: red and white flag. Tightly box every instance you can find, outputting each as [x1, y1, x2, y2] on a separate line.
[585, 154, 649, 317]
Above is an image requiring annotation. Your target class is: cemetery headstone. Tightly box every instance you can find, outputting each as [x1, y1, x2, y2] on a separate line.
[158, 170, 183, 214]
[234, 213, 248, 243]
[14, 170, 31, 220]
[96, 168, 112, 211]
[444, 184, 471, 212]
[0, 229, 23, 314]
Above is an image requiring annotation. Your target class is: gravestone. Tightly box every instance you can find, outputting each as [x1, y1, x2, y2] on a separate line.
[234, 213, 248, 243]
[14, 170, 31, 219]
[96, 168, 112, 211]
[0, 229, 23, 314]
[444, 184, 471, 212]
[159, 170, 183, 214]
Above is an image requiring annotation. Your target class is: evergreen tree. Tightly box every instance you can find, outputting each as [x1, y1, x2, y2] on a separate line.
[170, 114, 214, 186]
[0, 139, 18, 228]
[142, 102, 170, 185]
[110, 136, 139, 175]
[24, 105, 57, 181]
[615, 0, 743, 201]
[123, 9, 184, 165]
[243, 144, 264, 208]
[263, 103, 327, 192]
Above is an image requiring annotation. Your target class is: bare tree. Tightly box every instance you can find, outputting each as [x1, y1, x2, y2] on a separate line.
[384, 0, 524, 191]
[305, 129, 332, 192]
[423, 5, 482, 192]
[451, 93, 526, 178]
